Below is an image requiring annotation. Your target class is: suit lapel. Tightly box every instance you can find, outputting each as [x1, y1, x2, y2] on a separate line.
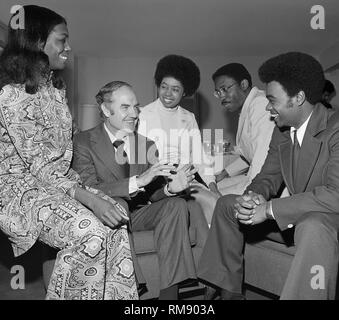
[279, 104, 328, 194]
[279, 139, 295, 194]
[295, 134, 322, 193]
[294, 105, 326, 192]
[90, 124, 128, 179]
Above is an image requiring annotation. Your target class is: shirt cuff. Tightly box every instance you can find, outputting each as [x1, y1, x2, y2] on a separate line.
[129, 176, 145, 194]
[267, 200, 275, 220]
[164, 184, 176, 197]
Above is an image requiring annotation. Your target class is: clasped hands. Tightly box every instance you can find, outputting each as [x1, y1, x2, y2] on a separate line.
[233, 191, 270, 225]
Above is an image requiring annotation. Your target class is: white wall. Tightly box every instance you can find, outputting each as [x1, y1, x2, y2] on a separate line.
[0, 21, 7, 52]
[76, 56, 156, 131]
[319, 41, 339, 72]
[75, 54, 271, 142]
[320, 41, 339, 110]
[325, 69, 339, 110]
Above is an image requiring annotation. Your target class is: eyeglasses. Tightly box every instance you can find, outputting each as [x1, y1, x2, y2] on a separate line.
[213, 82, 237, 98]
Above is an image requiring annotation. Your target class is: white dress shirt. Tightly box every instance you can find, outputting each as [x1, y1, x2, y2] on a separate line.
[290, 111, 313, 146]
[104, 124, 142, 194]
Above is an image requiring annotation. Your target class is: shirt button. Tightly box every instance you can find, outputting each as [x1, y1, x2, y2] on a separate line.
[287, 224, 294, 228]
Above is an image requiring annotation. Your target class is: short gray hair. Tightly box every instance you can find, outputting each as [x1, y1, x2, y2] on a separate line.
[95, 81, 132, 118]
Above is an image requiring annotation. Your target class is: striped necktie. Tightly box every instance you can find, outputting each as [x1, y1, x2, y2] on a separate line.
[113, 140, 130, 177]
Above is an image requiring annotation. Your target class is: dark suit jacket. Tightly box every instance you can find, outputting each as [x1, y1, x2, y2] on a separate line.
[246, 103, 339, 231]
[72, 123, 168, 210]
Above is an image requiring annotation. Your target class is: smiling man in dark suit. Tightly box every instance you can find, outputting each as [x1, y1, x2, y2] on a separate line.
[72, 81, 208, 300]
[198, 52, 339, 300]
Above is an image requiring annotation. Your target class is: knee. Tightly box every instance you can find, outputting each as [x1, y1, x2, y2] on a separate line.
[165, 197, 189, 218]
[186, 200, 208, 224]
[186, 199, 203, 215]
[214, 194, 237, 219]
[76, 214, 109, 241]
[295, 212, 336, 239]
[167, 197, 187, 210]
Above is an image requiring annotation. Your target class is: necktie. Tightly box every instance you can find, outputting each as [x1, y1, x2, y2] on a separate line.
[292, 129, 300, 190]
[113, 140, 130, 177]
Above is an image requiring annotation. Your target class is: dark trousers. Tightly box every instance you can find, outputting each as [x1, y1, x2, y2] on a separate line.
[130, 197, 197, 289]
[197, 194, 339, 299]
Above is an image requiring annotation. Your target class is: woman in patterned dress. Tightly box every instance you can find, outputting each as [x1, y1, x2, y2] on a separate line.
[0, 5, 138, 300]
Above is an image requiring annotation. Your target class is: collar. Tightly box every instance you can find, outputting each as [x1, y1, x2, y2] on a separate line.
[104, 123, 129, 144]
[241, 87, 259, 114]
[290, 111, 313, 145]
[157, 98, 180, 113]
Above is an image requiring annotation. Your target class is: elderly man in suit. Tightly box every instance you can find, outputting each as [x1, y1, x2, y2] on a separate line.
[72, 81, 208, 300]
[198, 52, 339, 300]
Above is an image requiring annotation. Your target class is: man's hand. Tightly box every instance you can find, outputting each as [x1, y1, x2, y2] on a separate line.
[234, 191, 267, 225]
[168, 164, 198, 194]
[234, 202, 268, 225]
[136, 160, 175, 188]
[235, 191, 265, 209]
[250, 203, 270, 225]
[246, 191, 266, 206]
[90, 196, 129, 229]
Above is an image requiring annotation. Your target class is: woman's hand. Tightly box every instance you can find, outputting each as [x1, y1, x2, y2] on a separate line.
[90, 196, 129, 229]
[71, 186, 129, 229]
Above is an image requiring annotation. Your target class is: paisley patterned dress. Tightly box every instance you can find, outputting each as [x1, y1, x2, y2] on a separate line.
[0, 82, 138, 300]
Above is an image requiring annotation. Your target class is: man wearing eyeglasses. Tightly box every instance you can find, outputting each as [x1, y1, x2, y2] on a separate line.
[199, 52, 339, 300]
[213, 63, 275, 196]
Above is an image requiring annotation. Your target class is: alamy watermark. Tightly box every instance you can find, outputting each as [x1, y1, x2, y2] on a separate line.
[310, 5, 325, 30]
[10, 264, 25, 290]
[310, 265, 325, 290]
[10, 5, 25, 30]
[114, 122, 228, 176]
[8, 4, 327, 31]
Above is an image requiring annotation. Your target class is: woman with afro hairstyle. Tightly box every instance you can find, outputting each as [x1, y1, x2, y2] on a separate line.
[0, 5, 138, 300]
[138, 54, 220, 225]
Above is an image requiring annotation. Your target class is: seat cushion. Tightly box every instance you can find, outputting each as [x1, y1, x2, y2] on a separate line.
[244, 240, 295, 296]
[249, 239, 296, 256]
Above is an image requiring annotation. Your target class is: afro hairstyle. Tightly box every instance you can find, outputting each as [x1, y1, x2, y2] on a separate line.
[212, 63, 252, 87]
[154, 54, 200, 96]
[258, 52, 325, 105]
